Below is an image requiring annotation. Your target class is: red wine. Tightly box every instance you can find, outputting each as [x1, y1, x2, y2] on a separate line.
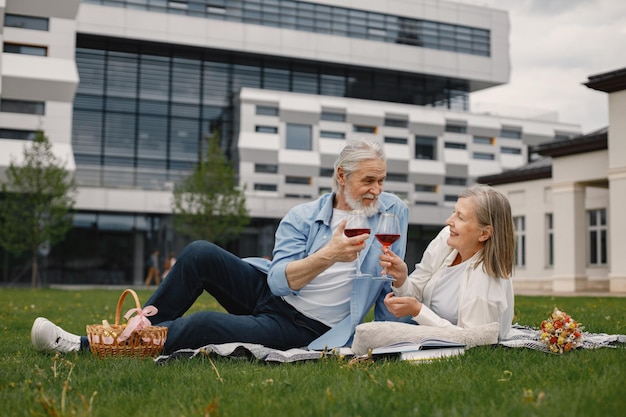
[344, 228, 370, 237]
[376, 233, 400, 246]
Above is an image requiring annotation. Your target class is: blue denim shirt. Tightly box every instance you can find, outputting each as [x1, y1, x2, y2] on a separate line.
[244, 192, 409, 350]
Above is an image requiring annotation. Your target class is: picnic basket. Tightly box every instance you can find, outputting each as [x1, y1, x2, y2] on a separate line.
[86, 288, 167, 358]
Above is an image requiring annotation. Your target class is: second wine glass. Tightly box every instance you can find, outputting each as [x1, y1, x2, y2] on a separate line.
[344, 210, 372, 279]
[373, 213, 401, 281]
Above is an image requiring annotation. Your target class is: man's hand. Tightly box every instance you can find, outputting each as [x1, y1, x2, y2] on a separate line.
[328, 218, 369, 263]
[384, 292, 421, 317]
[285, 219, 369, 290]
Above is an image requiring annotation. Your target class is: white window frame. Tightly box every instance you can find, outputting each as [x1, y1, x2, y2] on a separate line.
[513, 216, 526, 267]
[588, 208, 607, 266]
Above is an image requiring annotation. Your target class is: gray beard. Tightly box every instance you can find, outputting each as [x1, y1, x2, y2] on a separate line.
[343, 188, 380, 217]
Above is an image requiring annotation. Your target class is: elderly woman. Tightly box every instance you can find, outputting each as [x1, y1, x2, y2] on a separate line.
[381, 184, 515, 340]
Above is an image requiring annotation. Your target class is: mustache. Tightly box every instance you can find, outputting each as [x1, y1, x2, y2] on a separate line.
[362, 193, 377, 200]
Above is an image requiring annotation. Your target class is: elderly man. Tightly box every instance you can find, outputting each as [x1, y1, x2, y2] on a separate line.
[31, 139, 409, 354]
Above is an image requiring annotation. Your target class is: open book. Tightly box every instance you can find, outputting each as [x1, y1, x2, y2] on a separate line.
[369, 339, 466, 362]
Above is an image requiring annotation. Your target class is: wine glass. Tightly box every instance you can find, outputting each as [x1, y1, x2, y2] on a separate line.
[344, 210, 372, 279]
[373, 213, 401, 281]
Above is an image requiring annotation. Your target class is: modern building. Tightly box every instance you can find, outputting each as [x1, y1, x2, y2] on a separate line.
[0, 0, 581, 286]
[479, 68, 626, 294]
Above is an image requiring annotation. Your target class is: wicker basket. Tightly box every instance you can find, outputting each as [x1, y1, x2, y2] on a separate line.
[86, 289, 167, 358]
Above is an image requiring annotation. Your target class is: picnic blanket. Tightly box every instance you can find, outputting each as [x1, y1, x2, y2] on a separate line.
[154, 323, 626, 365]
[155, 342, 342, 365]
[499, 324, 626, 353]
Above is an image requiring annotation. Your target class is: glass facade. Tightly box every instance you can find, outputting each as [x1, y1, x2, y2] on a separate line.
[83, 0, 490, 57]
[73, 35, 469, 188]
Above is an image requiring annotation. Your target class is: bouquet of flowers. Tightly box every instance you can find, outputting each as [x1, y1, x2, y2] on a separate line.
[540, 307, 584, 354]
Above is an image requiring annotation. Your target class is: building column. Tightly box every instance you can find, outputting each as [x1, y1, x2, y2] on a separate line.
[608, 169, 626, 292]
[551, 182, 587, 292]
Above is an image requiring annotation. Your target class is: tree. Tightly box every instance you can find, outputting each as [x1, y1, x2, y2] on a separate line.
[172, 131, 249, 245]
[0, 130, 76, 287]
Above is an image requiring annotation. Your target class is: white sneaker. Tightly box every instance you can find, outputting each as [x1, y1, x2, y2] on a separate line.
[31, 317, 81, 354]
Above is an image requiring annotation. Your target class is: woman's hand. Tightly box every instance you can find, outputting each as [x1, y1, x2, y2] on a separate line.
[378, 248, 408, 286]
[384, 293, 422, 318]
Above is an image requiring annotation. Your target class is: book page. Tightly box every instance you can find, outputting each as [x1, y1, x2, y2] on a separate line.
[371, 339, 465, 355]
[401, 347, 465, 362]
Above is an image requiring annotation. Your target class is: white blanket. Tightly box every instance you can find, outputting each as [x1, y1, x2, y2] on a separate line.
[350, 321, 499, 355]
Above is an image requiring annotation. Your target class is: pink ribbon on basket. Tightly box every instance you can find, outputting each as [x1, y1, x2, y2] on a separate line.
[118, 305, 158, 342]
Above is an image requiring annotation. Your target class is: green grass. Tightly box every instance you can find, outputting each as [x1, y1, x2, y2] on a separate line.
[1, 288, 625, 417]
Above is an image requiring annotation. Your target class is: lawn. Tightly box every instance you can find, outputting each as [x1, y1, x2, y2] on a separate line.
[1, 288, 625, 417]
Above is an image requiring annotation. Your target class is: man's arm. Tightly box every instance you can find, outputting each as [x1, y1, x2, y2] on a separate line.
[284, 220, 366, 290]
[267, 202, 367, 295]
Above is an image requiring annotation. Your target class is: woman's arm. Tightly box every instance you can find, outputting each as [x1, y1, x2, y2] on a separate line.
[389, 226, 452, 299]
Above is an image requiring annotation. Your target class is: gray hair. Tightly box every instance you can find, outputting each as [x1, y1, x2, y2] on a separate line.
[459, 184, 515, 278]
[332, 139, 386, 192]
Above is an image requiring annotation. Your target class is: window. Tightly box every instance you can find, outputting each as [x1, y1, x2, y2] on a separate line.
[293, 66, 318, 94]
[588, 209, 607, 266]
[0, 128, 37, 140]
[286, 123, 312, 150]
[4, 14, 49, 31]
[254, 183, 277, 191]
[319, 168, 334, 177]
[384, 136, 407, 144]
[254, 163, 278, 173]
[255, 125, 278, 133]
[554, 132, 572, 141]
[444, 194, 458, 202]
[445, 142, 466, 150]
[546, 213, 553, 267]
[321, 111, 345, 122]
[473, 152, 495, 160]
[501, 147, 521, 155]
[384, 118, 408, 128]
[0, 99, 45, 115]
[386, 173, 407, 182]
[445, 122, 467, 134]
[263, 66, 289, 91]
[169, 1, 188, 10]
[285, 176, 311, 185]
[415, 200, 438, 206]
[207, 5, 226, 15]
[501, 126, 522, 139]
[390, 191, 408, 199]
[320, 130, 345, 139]
[415, 135, 437, 160]
[353, 125, 377, 134]
[514, 216, 526, 267]
[256, 105, 278, 116]
[473, 135, 493, 145]
[415, 184, 437, 193]
[445, 177, 466, 186]
[3, 43, 47, 56]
